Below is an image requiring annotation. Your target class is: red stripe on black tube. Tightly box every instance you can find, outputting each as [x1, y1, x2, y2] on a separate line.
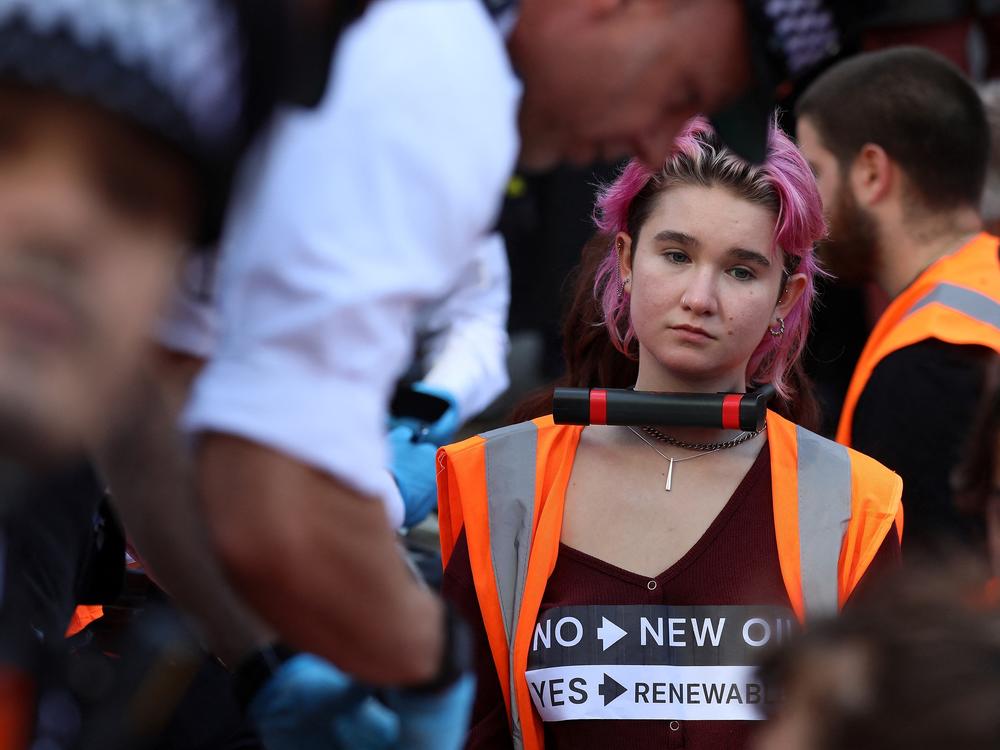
[553, 385, 776, 430]
[721, 394, 742, 430]
[590, 389, 608, 425]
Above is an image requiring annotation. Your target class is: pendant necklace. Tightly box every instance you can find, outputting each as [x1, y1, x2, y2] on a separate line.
[626, 425, 761, 491]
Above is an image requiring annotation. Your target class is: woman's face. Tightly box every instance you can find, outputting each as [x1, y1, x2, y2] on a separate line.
[619, 184, 805, 391]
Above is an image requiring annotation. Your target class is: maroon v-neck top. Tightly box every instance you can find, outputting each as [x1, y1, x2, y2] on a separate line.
[441, 442, 900, 750]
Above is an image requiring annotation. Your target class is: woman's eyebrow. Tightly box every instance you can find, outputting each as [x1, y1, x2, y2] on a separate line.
[651, 231, 772, 267]
[652, 229, 698, 246]
[729, 247, 771, 267]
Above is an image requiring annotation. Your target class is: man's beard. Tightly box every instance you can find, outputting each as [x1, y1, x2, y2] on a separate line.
[819, 182, 880, 285]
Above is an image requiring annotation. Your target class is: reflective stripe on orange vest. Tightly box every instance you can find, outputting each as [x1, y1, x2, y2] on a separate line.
[794, 427, 852, 618]
[439, 411, 902, 750]
[837, 233, 1000, 447]
[484, 422, 538, 745]
[906, 283, 1000, 326]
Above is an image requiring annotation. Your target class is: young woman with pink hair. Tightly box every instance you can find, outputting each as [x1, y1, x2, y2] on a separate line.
[438, 118, 904, 750]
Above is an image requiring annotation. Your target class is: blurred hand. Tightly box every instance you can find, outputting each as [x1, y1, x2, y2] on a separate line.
[382, 674, 476, 750]
[412, 382, 460, 445]
[249, 654, 398, 750]
[249, 655, 475, 750]
[390, 382, 460, 447]
[388, 425, 439, 528]
[388, 383, 459, 527]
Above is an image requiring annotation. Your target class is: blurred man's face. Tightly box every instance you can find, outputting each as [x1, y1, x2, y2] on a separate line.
[510, 0, 751, 170]
[0, 83, 196, 460]
[752, 645, 871, 750]
[797, 117, 879, 284]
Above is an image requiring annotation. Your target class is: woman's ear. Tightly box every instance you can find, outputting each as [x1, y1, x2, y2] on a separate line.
[616, 231, 633, 281]
[776, 272, 808, 319]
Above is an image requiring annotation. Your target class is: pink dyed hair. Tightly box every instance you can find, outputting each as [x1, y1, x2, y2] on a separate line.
[593, 116, 828, 403]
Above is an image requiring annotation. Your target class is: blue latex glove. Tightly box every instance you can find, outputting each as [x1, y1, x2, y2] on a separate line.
[248, 654, 399, 750]
[388, 424, 439, 528]
[249, 655, 474, 750]
[381, 673, 476, 750]
[389, 382, 460, 447]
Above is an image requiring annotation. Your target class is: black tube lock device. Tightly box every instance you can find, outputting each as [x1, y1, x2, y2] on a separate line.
[552, 384, 776, 433]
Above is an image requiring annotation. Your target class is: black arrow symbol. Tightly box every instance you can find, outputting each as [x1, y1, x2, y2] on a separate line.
[598, 673, 627, 706]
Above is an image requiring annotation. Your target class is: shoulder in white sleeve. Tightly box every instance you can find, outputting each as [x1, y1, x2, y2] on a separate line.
[184, 0, 520, 505]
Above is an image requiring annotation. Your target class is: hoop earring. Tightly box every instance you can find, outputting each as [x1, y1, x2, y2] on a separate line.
[769, 317, 785, 337]
[616, 239, 629, 299]
[617, 274, 631, 299]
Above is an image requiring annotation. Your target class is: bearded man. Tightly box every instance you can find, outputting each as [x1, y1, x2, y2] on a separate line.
[796, 47, 1000, 554]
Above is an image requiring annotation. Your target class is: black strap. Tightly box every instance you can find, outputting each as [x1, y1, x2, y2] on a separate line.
[232, 643, 298, 711]
[407, 600, 474, 694]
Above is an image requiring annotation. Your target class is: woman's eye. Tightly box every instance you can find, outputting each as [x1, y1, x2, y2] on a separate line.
[664, 250, 689, 264]
[728, 266, 755, 281]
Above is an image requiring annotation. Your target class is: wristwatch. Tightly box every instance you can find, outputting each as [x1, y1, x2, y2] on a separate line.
[408, 601, 474, 694]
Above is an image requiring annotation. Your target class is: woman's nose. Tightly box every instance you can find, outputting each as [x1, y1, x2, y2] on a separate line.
[680, 270, 718, 315]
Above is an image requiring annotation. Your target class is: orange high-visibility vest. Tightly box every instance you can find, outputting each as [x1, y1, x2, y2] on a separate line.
[837, 232, 1000, 448]
[438, 411, 902, 750]
[65, 605, 103, 637]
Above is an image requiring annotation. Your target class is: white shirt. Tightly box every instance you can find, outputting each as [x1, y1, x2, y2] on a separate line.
[415, 231, 510, 422]
[182, 0, 520, 518]
[157, 253, 219, 360]
[162, 232, 510, 421]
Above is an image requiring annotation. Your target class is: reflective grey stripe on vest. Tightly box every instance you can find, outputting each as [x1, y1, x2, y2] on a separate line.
[481, 422, 538, 749]
[795, 426, 853, 621]
[905, 283, 1000, 330]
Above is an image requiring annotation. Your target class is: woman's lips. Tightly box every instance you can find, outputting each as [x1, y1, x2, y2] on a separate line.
[670, 323, 715, 341]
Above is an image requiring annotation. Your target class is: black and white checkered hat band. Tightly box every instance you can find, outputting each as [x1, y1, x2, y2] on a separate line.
[763, 0, 839, 76]
[0, 0, 244, 152]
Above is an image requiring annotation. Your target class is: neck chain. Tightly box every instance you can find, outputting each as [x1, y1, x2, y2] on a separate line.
[626, 426, 758, 491]
[641, 424, 764, 452]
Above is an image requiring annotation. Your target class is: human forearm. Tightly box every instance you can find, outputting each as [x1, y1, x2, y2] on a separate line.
[198, 434, 445, 684]
[98, 355, 272, 666]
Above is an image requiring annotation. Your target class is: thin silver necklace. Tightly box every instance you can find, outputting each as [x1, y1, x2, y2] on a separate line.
[627, 426, 742, 492]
